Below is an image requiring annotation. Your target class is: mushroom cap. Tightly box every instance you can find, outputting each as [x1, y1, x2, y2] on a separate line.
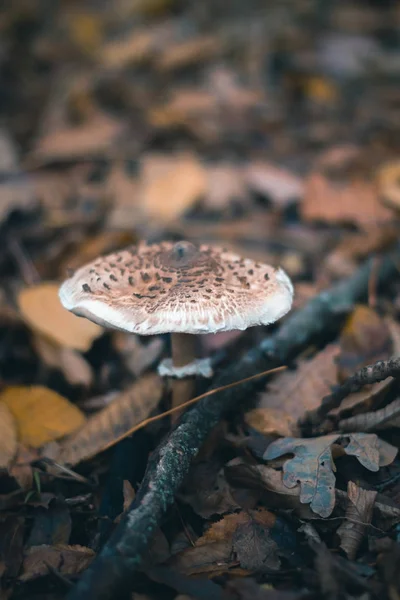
[59, 241, 293, 335]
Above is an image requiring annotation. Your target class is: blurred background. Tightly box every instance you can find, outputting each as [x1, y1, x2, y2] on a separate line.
[0, 0, 400, 379]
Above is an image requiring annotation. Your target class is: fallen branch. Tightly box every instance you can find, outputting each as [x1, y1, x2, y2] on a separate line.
[67, 252, 399, 600]
[306, 357, 400, 427]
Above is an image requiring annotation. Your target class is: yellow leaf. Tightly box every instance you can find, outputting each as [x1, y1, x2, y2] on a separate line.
[18, 283, 102, 351]
[0, 403, 18, 468]
[307, 76, 338, 104]
[0, 386, 86, 448]
[66, 12, 103, 56]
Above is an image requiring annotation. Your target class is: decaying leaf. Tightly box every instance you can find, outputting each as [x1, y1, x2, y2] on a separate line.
[0, 386, 86, 448]
[245, 407, 295, 438]
[55, 373, 163, 465]
[155, 35, 222, 71]
[337, 481, 377, 560]
[113, 332, 164, 377]
[339, 398, 400, 432]
[255, 344, 339, 434]
[167, 541, 234, 577]
[139, 153, 207, 223]
[0, 403, 18, 469]
[198, 509, 276, 546]
[18, 282, 102, 351]
[19, 544, 94, 581]
[264, 433, 396, 517]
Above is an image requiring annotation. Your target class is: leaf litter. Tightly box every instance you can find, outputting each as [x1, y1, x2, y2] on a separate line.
[1, 1, 400, 599]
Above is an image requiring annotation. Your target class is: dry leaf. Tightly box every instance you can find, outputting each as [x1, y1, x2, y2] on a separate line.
[8, 445, 37, 490]
[32, 112, 124, 164]
[0, 404, 18, 469]
[256, 344, 339, 432]
[245, 161, 304, 207]
[19, 544, 94, 582]
[139, 153, 207, 222]
[33, 335, 93, 387]
[204, 164, 248, 211]
[339, 398, 400, 432]
[302, 172, 392, 229]
[338, 305, 392, 380]
[167, 541, 234, 576]
[198, 509, 275, 546]
[337, 481, 377, 560]
[0, 386, 85, 448]
[0, 178, 37, 224]
[245, 407, 295, 438]
[113, 333, 163, 377]
[376, 160, 400, 211]
[233, 520, 280, 572]
[156, 35, 222, 71]
[56, 373, 163, 465]
[18, 282, 102, 352]
[264, 433, 396, 517]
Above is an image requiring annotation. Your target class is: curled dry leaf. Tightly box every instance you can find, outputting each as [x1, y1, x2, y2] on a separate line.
[0, 403, 18, 469]
[55, 373, 163, 465]
[18, 282, 102, 352]
[19, 544, 94, 582]
[255, 344, 339, 435]
[155, 35, 222, 71]
[0, 386, 86, 448]
[245, 407, 295, 438]
[139, 153, 207, 223]
[264, 433, 396, 517]
[339, 398, 400, 432]
[337, 481, 377, 560]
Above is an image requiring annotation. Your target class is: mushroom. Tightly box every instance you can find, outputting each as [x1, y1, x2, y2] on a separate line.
[58, 241, 293, 410]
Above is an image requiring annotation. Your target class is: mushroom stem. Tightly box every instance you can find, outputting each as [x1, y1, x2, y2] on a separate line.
[170, 332, 198, 412]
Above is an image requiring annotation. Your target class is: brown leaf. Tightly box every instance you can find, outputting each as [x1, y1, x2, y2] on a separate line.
[376, 160, 400, 211]
[339, 398, 400, 432]
[33, 335, 93, 387]
[337, 481, 377, 560]
[245, 407, 295, 438]
[337, 305, 392, 381]
[245, 161, 304, 207]
[204, 164, 248, 211]
[264, 433, 396, 517]
[156, 35, 222, 71]
[19, 544, 94, 581]
[0, 386, 86, 448]
[18, 282, 103, 351]
[166, 541, 234, 576]
[56, 373, 163, 465]
[8, 445, 37, 490]
[113, 332, 164, 378]
[198, 509, 276, 546]
[32, 112, 124, 164]
[301, 173, 392, 229]
[256, 345, 339, 432]
[139, 153, 207, 223]
[233, 521, 280, 572]
[0, 403, 18, 468]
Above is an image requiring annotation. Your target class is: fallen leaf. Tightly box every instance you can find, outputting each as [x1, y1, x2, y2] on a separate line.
[139, 153, 207, 223]
[33, 335, 93, 387]
[0, 403, 18, 468]
[19, 544, 94, 581]
[337, 305, 392, 380]
[55, 373, 163, 465]
[264, 433, 396, 517]
[155, 35, 222, 71]
[113, 332, 164, 377]
[0, 177, 37, 224]
[8, 445, 36, 490]
[233, 520, 280, 572]
[198, 509, 275, 546]
[337, 481, 377, 560]
[167, 541, 234, 577]
[376, 160, 400, 211]
[245, 407, 295, 438]
[32, 111, 124, 164]
[204, 164, 248, 211]
[339, 398, 400, 432]
[245, 161, 304, 207]
[256, 345, 339, 433]
[18, 282, 102, 351]
[27, 499, 71, 547]
[0, 386, 85, 448]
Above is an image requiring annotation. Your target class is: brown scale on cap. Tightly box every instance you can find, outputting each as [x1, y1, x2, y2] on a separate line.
[59, 241, 293, 335]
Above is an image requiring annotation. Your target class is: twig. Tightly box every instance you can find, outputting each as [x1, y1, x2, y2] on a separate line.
[305, 357, 400, 427]
[67, 251, 399, 600]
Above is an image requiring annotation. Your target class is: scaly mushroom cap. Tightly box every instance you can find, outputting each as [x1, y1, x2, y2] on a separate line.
[59, 241, 293, 335]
